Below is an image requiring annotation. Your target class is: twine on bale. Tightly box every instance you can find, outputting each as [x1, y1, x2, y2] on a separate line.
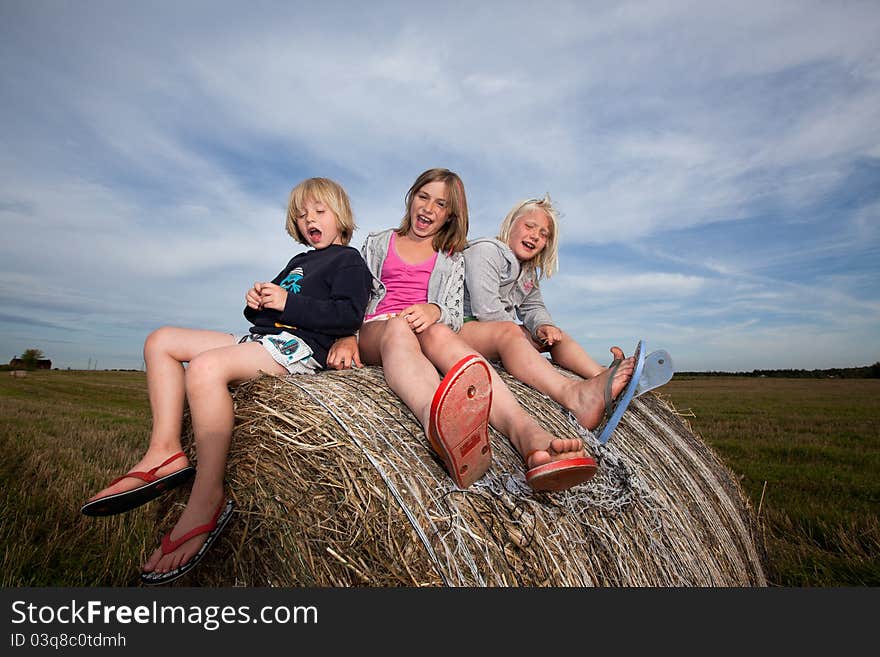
[284, 373, 452, 585]
[157, 364, 767, 587]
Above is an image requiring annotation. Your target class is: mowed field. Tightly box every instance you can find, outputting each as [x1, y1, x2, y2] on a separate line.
[661, 376, 880, 586]
[0, 370, 157, 586]
[1, 370, 878, 586]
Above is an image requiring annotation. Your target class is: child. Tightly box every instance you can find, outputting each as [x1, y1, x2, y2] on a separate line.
[81, 177, 372, 585]
[328, 169, 598, 492]
[459, 194, 636, 435]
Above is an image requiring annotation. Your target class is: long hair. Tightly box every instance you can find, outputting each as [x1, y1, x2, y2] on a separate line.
[497, 194, 560, 279]
[397, 168, 468, 254]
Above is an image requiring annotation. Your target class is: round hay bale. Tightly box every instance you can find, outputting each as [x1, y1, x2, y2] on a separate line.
[154, 364, 767, 586]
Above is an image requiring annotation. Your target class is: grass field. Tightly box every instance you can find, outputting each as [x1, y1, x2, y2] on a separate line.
[0, 370, 155, 586]
[661, 377, 880, 586]
[1, 370, 877, 586]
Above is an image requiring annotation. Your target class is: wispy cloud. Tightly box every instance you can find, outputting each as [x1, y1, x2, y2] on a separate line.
[1, 1, 878, 370]
[555, 272, 707, 297]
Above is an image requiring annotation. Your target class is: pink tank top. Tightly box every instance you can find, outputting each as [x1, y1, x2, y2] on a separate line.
[367, 231, 438, 319]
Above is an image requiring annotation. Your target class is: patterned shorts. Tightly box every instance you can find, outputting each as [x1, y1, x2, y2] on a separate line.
[237, 331, 320, 375]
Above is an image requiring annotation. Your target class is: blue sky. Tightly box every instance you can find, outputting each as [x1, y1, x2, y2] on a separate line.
[1, 0, 878, 372]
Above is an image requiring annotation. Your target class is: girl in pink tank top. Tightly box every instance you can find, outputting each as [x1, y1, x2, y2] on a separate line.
[366, 231, 437, 320]
[327, 168, 596, 493]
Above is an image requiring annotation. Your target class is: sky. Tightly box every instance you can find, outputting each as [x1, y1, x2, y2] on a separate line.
[1, 0, 879, 372]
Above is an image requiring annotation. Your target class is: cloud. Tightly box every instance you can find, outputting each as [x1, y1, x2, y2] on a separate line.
[0, 312, 75, 332]
[554, 272, 706, 297]
[1, 1, 878, 370]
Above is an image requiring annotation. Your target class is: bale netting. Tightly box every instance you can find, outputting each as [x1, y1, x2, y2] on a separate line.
[155, 364, 767, 587]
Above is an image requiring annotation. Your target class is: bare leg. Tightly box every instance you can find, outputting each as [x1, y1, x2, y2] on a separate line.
[358, 318, 442, 427]
[458, 321, 634, 430]
[143, 341, 285, 574]
[419, 324, 585, 469]
[87, 327, 236, 502]
[546, 330, 604, 379]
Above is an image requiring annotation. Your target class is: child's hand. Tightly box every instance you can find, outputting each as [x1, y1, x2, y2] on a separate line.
[258, 282, 288, 311]
[535, 324, 563, 346]
[327, 335, 362, 370]
[246, 282, 263, 309]
[401, 303, 440, 334]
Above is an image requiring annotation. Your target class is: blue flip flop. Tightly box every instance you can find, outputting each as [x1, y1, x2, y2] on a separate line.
[597, 340, 647, 445]
[635, 349, 674, 397]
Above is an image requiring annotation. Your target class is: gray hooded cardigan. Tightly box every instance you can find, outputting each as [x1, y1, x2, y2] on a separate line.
[462, 237, 554, 336]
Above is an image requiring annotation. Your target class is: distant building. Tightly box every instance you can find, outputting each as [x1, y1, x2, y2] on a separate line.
[9, 358, 52, 370]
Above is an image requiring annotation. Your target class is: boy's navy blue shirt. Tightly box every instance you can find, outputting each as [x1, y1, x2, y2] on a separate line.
[244, 244, 371, 366]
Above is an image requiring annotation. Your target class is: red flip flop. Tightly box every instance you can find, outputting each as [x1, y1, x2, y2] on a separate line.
[141, 499, 235, 586]
[428, 355, 493, 488]
[525, 453, 598, 492]
[81, 452, 195, 516]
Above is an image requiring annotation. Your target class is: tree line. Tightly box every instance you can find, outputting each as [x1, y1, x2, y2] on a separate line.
[677, 363, 880, 378]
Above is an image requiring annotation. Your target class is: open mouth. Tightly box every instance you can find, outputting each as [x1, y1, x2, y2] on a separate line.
[308, 227, 323, 242]
[415, 214, 433, 230]
[521, 240, 536, 251]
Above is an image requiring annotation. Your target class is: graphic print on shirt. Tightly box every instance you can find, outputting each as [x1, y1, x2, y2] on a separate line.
[280, 267, 304, 294]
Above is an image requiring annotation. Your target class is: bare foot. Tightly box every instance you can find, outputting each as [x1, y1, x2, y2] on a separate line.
[142, 493, 224, 574]
[87, 449, 190, 503]
[567, 347, 635, 430]
[524, 437, 587, 469]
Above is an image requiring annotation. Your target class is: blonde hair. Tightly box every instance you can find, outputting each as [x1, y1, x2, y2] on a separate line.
[286, 177, 356, 246]
[397, 168, 469, 254]
[497, 194, 560, 279]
